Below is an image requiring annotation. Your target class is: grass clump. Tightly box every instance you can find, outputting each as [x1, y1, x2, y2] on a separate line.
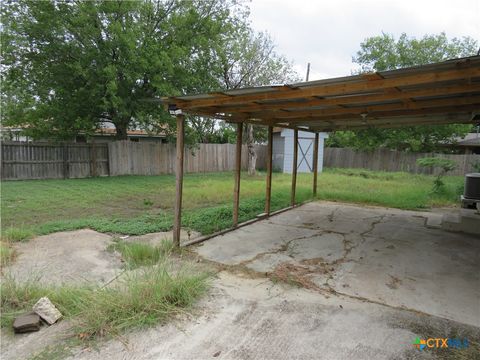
[0, 241, 16, 268]
[73, 266, 208, 339]
[1, 263, 209, 340]
[2, 227, 34, 242]
[108, 239, 174, 268]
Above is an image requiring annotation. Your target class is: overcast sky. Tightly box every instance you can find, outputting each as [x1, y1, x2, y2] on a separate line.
[248, 0, 480, 81]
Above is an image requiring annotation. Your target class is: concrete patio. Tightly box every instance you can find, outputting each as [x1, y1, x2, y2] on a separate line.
[194, 201, 480, 327]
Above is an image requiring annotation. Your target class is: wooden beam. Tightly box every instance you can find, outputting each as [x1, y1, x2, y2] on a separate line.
[298, 111, 474, 128]
[201, 84, 480, 114]
[308, 114, 474, 131]
[291, 129, 298, 207]
[265, 126, 273, 215]
[173, 114, 185, 247]
[233, 122, 243, 227]
[256, 95, 480, 121]
[174, 66, 480, 109]
[284, 104, 480, 124]
[312, 133, 319, 196]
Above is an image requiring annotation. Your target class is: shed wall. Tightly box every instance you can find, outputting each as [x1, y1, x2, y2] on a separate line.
[281, 130, 327, 174]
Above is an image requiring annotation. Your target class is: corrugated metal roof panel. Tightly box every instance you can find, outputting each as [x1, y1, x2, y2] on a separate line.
[223, 86, 284, 96]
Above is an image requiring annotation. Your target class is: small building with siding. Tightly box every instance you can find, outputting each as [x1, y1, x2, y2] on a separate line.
[272, 128, 328, 173]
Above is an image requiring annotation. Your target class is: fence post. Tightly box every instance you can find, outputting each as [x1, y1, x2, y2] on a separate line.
[63, 143, 69, 179]
[90, 140, 97, 177]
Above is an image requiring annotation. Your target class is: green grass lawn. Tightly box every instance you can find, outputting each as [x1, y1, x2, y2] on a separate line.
[1, 168, 464, 240]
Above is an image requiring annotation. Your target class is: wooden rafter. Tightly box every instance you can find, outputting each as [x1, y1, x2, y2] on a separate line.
[159, 56, 480, 132]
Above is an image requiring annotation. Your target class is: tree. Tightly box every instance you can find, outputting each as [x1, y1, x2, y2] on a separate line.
[1, 0, 241, 140]
[215, 28, 299, 174]
[327, 33, 478, 152]
[417, 157, 456, 193]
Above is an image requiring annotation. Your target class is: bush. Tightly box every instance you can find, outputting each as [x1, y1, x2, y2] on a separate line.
[417, 157, 456, 193]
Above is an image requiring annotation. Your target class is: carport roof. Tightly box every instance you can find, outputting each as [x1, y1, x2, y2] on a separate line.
[161, 56, 480, 132]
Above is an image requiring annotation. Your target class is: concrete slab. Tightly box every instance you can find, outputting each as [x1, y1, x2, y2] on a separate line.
[59, 273, 479, 360]
[5, 229, 123, 285]
[193, 201, 480, 327]
[442, 208, 480, 235]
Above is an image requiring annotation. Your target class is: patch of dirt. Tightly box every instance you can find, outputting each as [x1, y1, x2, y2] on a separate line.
[271, 259, 336, 293]
[3, 229, 123, 285]
[386, 275, 402, 290]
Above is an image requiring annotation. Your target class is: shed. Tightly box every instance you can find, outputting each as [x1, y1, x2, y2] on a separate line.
[273, 128, 328, 173]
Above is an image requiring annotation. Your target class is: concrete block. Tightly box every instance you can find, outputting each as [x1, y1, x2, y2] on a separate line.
[33, 297, 62, 325]
[13, 312, 41, 333]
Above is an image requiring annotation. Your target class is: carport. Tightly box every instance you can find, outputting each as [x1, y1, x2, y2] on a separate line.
[160, 55, 480, 246]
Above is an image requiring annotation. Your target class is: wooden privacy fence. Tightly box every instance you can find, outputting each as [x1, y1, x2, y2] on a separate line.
[324, 147, 480, 176]
[108, 141, 267, 176]
[1, 141, 267, 180]
[1, 142, 109, 180]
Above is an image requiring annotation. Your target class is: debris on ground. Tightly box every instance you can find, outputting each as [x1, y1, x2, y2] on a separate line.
[13, 313, 41, 333]
[33, 297, 62, 325]
[271, 262, 321, 291]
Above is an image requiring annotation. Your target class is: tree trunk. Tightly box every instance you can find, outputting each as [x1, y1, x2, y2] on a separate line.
[247, 124, 257, 176]
[114, 122, 128, 140]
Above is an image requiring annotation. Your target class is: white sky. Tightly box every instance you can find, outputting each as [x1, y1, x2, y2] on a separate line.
[248, 0, 480, 80]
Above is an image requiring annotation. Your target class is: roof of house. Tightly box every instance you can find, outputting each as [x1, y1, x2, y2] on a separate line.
[455, 133, 480, 147]
[160, 56, 480, 133]
[95, 128, 166, 137]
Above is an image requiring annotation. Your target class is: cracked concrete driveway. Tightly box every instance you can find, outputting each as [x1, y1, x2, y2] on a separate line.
[195, 201, 480, 327]
[4, 202, 480, 360]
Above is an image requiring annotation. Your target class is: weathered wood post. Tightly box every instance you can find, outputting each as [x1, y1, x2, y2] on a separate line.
[291, 129, 298, 206]
[233, 122, 243, 227]
[265, 126, 273, 215]
[173, 114, 185, 247]
[62, 143, 69, 179]
[312, 132, 319, 196]
[90, 139, 97, 177]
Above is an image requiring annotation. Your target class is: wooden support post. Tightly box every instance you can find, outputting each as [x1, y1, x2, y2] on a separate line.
[312, 133, 319, 196]
[265, 126, 273, 215]
[291, 129, 298, 206]
[233, 122, 243, 227]
[173, 114, 185, 247]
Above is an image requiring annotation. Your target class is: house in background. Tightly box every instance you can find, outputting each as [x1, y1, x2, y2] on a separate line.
[272, 128, 328, 173]
[451, 133, 480, 154]
[75, 128, 166, 143]
[1, 125, 166, 143]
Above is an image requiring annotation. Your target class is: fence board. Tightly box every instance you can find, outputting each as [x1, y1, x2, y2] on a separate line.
[2, 141, 267, 180]
[107, 141, 268, 176]
[1, 142, 109, 180]
[324, 147, 479, 175]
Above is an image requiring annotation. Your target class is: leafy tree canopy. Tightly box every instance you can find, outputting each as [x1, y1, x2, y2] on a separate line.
[188, 27, 299, 144]
[327, 33, 479, 152]
[1, 0, 250, 140]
